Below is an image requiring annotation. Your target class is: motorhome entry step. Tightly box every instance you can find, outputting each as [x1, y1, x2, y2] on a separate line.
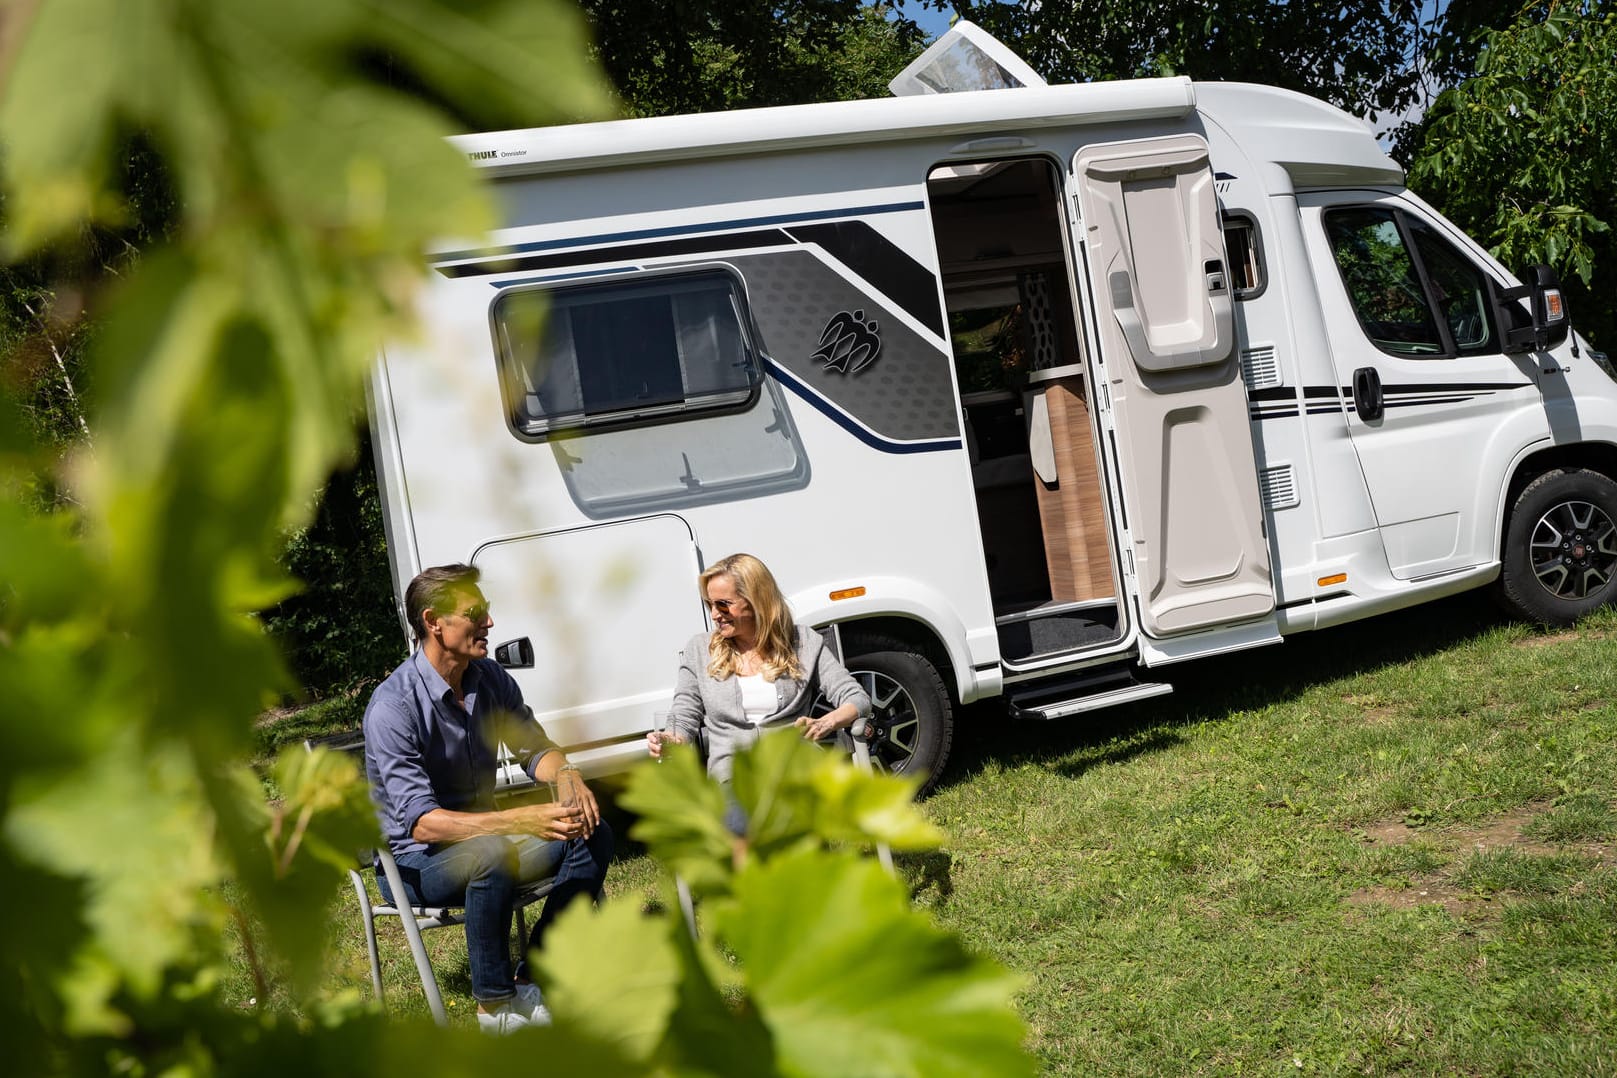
[995, 602, 1121, 663]
[1008, 670, 1173, 721]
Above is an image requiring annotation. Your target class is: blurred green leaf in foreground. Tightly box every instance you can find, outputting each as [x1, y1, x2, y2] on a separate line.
[0, 1, 1030, 1073]
[577, 735, 1029, 1075]
[0, 0, 611, 1063]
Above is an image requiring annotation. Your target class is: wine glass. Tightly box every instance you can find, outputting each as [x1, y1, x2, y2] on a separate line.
[651, 710, 670, 763]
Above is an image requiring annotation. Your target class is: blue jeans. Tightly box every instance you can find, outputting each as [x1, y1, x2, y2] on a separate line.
[380, 822, 613, 1002]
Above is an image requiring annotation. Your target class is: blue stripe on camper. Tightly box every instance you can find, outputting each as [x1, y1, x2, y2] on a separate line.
[765, 359, 961, 456]
[489, 268, 629, 288]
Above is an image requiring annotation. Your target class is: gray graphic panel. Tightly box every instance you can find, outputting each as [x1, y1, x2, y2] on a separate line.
[729, 250, 958, 442]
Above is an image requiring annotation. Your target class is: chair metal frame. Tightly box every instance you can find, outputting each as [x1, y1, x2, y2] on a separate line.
[305, 736, 558, 1026]
[349, 844, 555, 1026]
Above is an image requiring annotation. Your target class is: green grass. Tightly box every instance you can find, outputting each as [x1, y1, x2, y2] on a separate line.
[243, 592, 1617, 1073]
[256, 691, 368, 757]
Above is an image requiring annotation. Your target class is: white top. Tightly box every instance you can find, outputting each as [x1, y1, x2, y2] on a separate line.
[736, 674, 776, 726]
[446, 78, 1197, 182]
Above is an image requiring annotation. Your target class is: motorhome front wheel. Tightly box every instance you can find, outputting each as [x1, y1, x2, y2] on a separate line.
[1497, 467, 1617, 626]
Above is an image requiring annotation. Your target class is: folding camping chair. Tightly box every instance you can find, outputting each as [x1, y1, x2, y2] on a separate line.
[351, 841, 555, 1026]
[306, 737, 557, 1026]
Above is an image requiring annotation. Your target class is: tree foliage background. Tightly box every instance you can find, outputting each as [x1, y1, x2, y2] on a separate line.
[1408, 1, 1616, 348]
[586, 0, 925, 115]
[945, 0, 1445, 127]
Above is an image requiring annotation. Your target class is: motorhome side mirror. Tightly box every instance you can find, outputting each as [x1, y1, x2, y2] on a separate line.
[1498, 263, 1570, 353]
[494, 637, 534, 669]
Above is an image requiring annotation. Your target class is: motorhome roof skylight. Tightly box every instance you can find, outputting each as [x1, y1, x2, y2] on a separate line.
[888, 20, 1048, 97]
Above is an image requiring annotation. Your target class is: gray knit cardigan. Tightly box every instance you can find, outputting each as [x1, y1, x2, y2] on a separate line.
[668, 623, 872, 783]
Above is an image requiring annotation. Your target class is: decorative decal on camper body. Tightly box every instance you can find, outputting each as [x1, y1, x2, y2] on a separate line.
[1355, 381, 1536, 410]
[1247, 385, 1346, 421]
[435, 204, 945, 334]
[784, 221, 944, 336]
[766, 360, 960, 455]
[1246, 381, 1535, 421]
[813, 309, 883, 373]
[456, 206, 960, 452]
[727, 249, 958, 446]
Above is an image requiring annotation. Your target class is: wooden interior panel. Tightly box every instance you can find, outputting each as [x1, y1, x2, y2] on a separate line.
[1031, 375, 1113, 602]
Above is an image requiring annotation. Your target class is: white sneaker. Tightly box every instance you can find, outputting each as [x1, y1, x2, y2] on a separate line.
[513, 981, 552, 1026]
[476, 1002, 532, 1035]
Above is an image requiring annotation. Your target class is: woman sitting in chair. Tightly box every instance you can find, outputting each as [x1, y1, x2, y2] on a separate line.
[646, 552, 870, 783]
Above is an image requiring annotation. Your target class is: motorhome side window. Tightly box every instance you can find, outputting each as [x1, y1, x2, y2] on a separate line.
[1324, 207, 1498, 359]
[492, 270, 760, 436]
[1222, 214, 1266, 298]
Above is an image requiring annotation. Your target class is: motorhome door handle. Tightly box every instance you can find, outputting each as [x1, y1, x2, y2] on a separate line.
[494, 637, 534, 669]
[1352, 366, 1383, 422]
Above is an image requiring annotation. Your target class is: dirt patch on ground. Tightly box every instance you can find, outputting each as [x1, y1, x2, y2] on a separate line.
[1459, 808, 1559, 857]
[1356, 804, 1551, 850]
[1511, 630, 1581, 650]
[255, 704, 304, 728]
[1337, 693, 1402, 726]
[1344, 802, 1613, 917]
[1345, 879, 1476, 917]
[1360, 819, 1419, 845]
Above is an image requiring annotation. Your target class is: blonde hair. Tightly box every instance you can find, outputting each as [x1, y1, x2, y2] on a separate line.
[701, 553, 803, 681]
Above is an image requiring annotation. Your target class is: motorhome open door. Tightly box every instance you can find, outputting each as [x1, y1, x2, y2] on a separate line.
[1072, 134, 1275, 637]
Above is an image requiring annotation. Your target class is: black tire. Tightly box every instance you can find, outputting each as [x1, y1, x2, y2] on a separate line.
[1497, 467, 1617, 626]
[832, 647, 954, 796]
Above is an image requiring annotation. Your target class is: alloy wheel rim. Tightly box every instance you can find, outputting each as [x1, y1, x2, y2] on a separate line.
[1529, 498, 1617, 600]
[853, 670, 920, 774]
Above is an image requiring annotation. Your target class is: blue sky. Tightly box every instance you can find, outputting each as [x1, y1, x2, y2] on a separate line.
[905, 2, 957, 41]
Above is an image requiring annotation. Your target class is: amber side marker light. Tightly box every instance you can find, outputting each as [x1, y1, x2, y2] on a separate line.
[1317, 573, 1348, 587]
[830, 586, 867, 601]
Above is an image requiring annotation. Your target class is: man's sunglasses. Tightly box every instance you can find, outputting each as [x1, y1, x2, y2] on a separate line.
[450, 603, 490, 623]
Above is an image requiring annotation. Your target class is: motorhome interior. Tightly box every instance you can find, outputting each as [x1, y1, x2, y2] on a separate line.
[927, 157, 1122, 662]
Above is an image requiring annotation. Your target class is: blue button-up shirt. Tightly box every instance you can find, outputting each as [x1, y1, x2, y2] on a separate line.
[363, 649, 560, 856]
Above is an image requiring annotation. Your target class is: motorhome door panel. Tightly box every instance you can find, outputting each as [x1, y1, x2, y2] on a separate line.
[470, 515, 705, 749]
[1073, 135, 1274, 635]
[1301, 191, 1548, 580]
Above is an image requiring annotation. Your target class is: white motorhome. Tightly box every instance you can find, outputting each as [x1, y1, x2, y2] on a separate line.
[370, 25, 1614, 791]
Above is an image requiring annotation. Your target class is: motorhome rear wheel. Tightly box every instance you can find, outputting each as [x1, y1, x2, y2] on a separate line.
[839, 645, 954, 797]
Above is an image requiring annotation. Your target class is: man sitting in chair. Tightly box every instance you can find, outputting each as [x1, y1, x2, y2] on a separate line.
[363, 563, 613, 1033]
